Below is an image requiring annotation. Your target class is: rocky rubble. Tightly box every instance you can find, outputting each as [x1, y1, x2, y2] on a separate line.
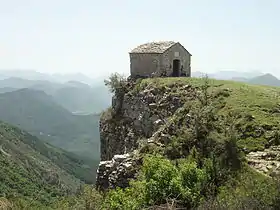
[95, 153, 141, 191]
[247, 146, 280, 176]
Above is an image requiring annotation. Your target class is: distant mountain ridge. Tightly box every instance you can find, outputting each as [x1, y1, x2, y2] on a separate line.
[192, 70, 280, 87]
[192, 70, 264, 80]
[0, 89, 100, 168]
[0, 76, 111, 114]
[248, 73, 280, 87]
[0, 70, 96, 84]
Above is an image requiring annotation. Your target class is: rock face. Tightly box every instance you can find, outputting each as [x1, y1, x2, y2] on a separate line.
[96, 81, 198, 190]
[100, 84, 196, 161]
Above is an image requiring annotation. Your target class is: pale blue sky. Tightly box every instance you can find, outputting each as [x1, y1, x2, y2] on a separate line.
[0, 0, 280, 78]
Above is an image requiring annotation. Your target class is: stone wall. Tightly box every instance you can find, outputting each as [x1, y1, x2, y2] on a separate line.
[129, 43, 191, 78]
[161, 43, 191, 77]
[129, 53, 161, 78]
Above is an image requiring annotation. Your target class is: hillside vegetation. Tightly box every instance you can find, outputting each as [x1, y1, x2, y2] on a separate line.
[0, 121, 83, 208]
[77, 76, 280, 209]
[136, 77, 280, 152]
[4, 75, 280, 209]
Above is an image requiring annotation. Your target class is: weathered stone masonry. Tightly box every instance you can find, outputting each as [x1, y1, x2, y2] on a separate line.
[129, 41, 192, 78]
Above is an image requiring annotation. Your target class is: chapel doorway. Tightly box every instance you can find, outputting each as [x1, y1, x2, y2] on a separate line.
[172, 59, 180, 77]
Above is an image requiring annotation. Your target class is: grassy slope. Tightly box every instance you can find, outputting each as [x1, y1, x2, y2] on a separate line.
[0, 121, 82, 206]
[138, 77, 280, 152]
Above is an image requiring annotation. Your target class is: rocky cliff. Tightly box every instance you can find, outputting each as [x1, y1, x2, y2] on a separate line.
[96, 76, 280, 191]
[96, 78, 199, 190]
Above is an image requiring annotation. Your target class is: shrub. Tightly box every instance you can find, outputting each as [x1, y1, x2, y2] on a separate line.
[102, 187, 144, 210]
[104, 73, 127, 95]
[103, 155, 211, 209]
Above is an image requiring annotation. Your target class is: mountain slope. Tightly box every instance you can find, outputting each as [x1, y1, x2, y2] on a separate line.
[0, 121, 82, 206]
[248, 73, 280, 87]
[0, 89, 100, 172]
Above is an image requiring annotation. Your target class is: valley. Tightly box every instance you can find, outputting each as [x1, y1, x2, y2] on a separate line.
[0, 72, 111, 186]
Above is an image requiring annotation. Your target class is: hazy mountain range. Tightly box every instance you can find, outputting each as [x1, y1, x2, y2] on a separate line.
[0, 69, 102, 84]
[192, 70, 264, 80]
[0, 70, 112, 114]
[192, 70, 280, 87]
[0, 70, 107, 183]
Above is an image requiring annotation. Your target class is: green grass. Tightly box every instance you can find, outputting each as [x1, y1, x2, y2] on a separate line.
[214, 166, 279, 209]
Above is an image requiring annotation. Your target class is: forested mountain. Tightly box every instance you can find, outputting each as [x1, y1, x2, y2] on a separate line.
[0, 89, 100, 166]
[0, 121, 84, 206]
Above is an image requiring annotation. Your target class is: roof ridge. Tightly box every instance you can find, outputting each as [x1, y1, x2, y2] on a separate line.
[130, 41, 177, 54]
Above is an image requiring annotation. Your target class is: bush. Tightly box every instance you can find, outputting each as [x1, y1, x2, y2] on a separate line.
[103, 155, 211, 209]
[104, 73, 127, 94]
[102, 187, 144, 210]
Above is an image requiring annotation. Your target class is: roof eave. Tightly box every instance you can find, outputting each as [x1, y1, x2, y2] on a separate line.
[176, 42, 192, 56]
[129, 52, 163, 54]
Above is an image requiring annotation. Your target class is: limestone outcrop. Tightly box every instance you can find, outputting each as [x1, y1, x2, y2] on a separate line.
[96, 80, 198, 190]
[96, 77, 280, 191]
[247, 146, 280, 176]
